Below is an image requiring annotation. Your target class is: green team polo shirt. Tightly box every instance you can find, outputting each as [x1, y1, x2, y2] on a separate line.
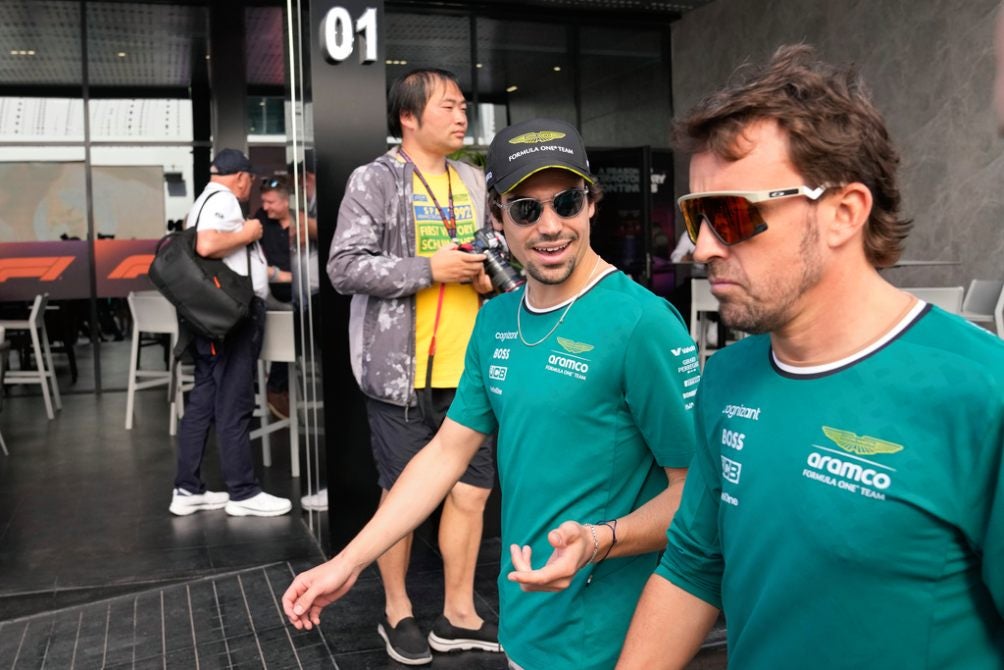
[657, 302, 1004, 669]
[449, 269, 699, 670]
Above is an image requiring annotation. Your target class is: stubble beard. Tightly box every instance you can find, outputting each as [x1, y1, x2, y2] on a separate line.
[522, 235, 579, 286]
[716, 218, 823, 334]
[524, 255, 576, 286]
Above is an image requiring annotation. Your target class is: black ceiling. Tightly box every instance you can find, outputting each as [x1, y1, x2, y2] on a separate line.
[0, 1, 284, 91]
[0, 0, 713, 94]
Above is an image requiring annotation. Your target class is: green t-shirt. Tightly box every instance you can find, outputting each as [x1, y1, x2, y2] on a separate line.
[449, 269, 699, 670]
[657, 303, 1004, 669]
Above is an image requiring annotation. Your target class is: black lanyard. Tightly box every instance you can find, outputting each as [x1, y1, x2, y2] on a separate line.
[398, 147, 457, 239]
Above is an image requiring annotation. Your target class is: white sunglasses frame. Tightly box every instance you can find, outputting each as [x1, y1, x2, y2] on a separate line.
[677, 185, 827, 245]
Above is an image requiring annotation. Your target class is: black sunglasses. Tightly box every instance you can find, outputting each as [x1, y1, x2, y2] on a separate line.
[260, 177, 287, 190]
[496, 188, 589, 226]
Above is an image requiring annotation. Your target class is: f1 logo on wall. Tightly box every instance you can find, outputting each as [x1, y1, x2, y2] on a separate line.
[0, 257, 74, 282]
[107, 254, 154, 279]
[0, 239, 158, 300]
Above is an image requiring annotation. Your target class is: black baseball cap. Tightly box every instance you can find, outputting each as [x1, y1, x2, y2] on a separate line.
[209, 148, 256, 175]
[485, 118, 593, 194]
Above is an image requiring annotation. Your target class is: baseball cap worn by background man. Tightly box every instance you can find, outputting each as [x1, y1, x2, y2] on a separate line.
[210, 148, 255, 175]
[485, 118, 593, 194]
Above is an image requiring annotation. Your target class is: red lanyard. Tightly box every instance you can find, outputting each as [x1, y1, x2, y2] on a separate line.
[398, 147, 457, 239]
[398, 147, 460, 387]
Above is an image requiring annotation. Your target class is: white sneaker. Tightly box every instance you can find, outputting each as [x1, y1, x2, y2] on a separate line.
[169, 488, 229, 516]
[300, 488, 328, 512]
[225, 491, 292, 517]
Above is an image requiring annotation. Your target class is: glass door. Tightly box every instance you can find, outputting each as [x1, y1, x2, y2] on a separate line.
[283, 0, 324, 537]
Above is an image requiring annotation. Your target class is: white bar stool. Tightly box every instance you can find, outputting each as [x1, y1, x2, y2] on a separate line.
[125, 291, 180, 432]
[0, 325, 8, 455]
[904, 286, 965, 314]
[0, 293, 61, 420]
[690, 278, 720, 368]
[251, 310, 299, 477]
[960, 280, 1004, 335]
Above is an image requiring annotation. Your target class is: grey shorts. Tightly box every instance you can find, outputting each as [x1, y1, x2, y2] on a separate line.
[366, 388, 495, 491]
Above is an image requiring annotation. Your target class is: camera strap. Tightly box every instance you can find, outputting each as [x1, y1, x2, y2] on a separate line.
[397, 147, 456, 389]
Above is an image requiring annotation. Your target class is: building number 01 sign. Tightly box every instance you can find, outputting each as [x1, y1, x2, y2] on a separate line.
[321, 6, 377, 64]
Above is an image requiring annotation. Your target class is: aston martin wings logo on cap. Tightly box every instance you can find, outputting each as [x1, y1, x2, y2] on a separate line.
[822, 426, 903, 456]
[557, 336, 594, 354]
[509, 131, 567, 144]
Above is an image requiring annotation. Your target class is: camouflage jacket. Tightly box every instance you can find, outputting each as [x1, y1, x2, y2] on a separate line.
[327, 148, 488, 407]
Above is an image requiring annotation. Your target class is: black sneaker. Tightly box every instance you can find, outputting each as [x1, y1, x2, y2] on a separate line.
[427, 615, 502, 653]
[376, 617, 433, 665]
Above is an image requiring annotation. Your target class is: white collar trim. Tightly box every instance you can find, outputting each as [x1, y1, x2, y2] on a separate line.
[771, 299, 926, 375]
[523, 267, 616, 313]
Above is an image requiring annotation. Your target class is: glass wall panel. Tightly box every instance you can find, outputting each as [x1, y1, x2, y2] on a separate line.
[386, 13, 472, 91]
[475, 17, 573, 142]
[578, 25, 670, 146]
[384, 13, 473, 144]
[270, 1, 325, 532]
[0, 1, 87, 394]
[249, 96, 285, 136]
[86, 2, 206, 392]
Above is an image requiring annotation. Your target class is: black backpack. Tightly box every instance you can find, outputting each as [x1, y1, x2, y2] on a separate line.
[148, 191, 254, 348]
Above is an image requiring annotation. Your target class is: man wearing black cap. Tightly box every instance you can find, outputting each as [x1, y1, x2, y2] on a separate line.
[170, 148, 292, 518]
[284, 119, 698, 669]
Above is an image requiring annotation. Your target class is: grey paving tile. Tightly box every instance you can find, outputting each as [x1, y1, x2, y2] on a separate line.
[0, 620, 30, 667]
[37, 612, 79, 669]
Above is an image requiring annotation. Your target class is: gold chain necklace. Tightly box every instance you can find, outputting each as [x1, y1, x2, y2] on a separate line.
[516, 255, 603, 348]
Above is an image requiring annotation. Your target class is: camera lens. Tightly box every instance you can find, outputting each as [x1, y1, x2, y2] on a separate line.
[468, 230, 524, 293]
[483, 250, 524, 293]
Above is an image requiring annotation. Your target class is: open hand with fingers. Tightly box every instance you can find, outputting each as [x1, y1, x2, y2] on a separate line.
[506, 521, 594, 592]
[282, 557, 361, 630]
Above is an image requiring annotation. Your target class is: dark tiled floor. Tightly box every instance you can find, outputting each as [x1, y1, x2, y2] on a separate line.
[0, 341, 726, 668]
[0, 383, 324, 619]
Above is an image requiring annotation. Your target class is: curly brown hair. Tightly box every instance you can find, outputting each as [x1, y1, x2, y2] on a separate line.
[674, 44, 911, 267]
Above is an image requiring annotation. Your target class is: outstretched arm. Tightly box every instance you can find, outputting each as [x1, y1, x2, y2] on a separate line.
[508, 467, 687, 591]
[282, 418, 487, 629]
[616, 574, 719, 669]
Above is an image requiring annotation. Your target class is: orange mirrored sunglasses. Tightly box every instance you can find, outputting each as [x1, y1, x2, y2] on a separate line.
[678, 185, 826, 246]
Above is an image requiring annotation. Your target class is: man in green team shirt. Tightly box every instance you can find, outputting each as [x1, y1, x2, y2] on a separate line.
[617, 44, 1004, 669]
[284, 117, 699, 669]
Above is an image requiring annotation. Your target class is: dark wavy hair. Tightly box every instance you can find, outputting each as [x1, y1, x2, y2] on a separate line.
[674, 44, 911, 267]
[387, 68, 461, 138]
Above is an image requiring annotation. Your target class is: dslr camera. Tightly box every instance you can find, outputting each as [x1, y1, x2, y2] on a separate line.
[459, 229, 525, 293]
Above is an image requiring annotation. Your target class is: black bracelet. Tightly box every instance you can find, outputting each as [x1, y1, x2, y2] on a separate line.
[595, 519, 618, 564]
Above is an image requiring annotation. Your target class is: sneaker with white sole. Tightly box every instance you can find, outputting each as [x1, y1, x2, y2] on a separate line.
[300, 488, 328, 511]
[377, 617, 432, 665]
[169, 488, 229, 516]
[427, 615, 501, 653]
[225, 491, 292, 517]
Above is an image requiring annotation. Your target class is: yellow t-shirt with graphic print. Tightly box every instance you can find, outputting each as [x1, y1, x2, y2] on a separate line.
[412, 166, 480, 389]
